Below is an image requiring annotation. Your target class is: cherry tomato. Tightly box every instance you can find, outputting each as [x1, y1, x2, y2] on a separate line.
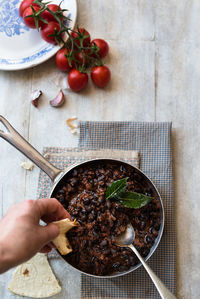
[41, 4, 63, 24]
[91, 39, 109, 58]
[40, 21, 61, 44]
[71, 28, 91, 47]
[68, 69, 88, 92]
[19, 0, 40, 17]
[75, 51, 88, 65]
[55, 48, 75, 72]
[23, 5, 42, 29]
[91, 65, 111, 88]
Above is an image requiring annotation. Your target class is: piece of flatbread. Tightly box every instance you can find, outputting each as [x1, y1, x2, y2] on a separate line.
[52, 218, 77, 255]
[8, 253, 61, 298]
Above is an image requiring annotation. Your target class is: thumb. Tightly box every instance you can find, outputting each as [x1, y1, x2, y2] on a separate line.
[39, 223, 59, 245]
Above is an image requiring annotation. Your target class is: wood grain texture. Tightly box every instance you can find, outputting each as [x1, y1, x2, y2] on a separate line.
[0, 0, 199, 298]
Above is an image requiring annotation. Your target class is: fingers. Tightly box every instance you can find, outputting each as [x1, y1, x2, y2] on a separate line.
[38, 223, 59, 245]
[39, 244, 52, 253]
[39, 242, 56, 253]
[49, 241, 56, 249]
[35, 198, 71, 223]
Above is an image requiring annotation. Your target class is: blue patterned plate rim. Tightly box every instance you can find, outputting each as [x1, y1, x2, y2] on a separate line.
[0, 0, 77, 71]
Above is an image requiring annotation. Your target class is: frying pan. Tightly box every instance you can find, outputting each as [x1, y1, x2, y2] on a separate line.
[0, 115, 164, 278]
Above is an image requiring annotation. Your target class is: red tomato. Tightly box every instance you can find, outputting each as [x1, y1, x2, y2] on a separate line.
[19, 0, 40, 17]
[55, 48, 75, 72]
[75, 51, 88, 65]
[71, 28, 91, 47]
[41, 4, 63, 24]
[91, 39, 109, 58]
[68, 69, 88, 92]
[91, 65, 111, 88]
[40, 21, 61, 44]
[23, 5, 42, 29]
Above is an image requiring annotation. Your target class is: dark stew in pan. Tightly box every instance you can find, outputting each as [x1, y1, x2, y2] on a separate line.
[54, 161, 162, 276]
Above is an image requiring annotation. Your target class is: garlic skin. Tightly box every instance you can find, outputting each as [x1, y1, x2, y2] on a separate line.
[70, 128, 79, 135]
[50, 72, 70, 90]
[66, 116, 79, 135]
[21, 161, 34, 171]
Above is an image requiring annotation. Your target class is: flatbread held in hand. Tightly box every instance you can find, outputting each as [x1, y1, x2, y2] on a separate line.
[52, 218, 78, 255]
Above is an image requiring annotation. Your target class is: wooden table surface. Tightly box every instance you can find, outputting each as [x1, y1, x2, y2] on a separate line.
[0, 0, 199, 298]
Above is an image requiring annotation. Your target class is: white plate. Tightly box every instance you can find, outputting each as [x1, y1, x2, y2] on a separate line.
[0, 0, 77, 71]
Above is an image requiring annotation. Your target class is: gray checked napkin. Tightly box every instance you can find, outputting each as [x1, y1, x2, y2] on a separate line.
[37, 121, 175, 299]
[79, 121, 175, 299]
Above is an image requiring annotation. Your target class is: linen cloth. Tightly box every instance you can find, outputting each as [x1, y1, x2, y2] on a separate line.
[37, 147, 140, 201]
[79, 121, 175, 299]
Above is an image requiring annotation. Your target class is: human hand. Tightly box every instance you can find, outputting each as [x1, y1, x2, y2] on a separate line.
[0, 198, 70, 273]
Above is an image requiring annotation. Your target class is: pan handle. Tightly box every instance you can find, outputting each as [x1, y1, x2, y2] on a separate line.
[0, 115, 62, 182]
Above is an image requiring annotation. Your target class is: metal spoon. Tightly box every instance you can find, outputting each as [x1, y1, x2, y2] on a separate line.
[115, 224, 176, 299]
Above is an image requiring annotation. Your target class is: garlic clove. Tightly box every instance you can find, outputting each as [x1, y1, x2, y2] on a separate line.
[31, 90, 42, 108]
[50, 90, 65, 107]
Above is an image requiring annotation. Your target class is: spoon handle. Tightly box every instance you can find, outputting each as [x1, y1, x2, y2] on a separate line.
[129, 244, 176, 299]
